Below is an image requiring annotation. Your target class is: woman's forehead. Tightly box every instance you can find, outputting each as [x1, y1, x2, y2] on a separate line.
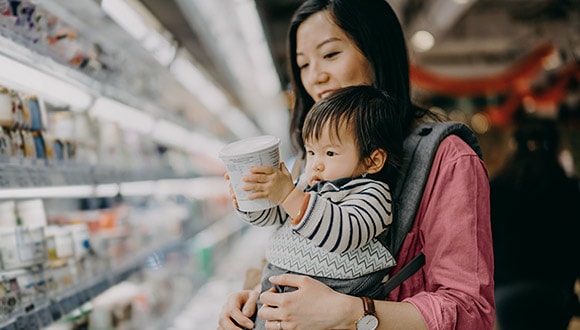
[296, 11, 348, 52]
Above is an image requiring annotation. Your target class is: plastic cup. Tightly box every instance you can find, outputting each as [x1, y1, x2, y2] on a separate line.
[219, 135, 281, 212]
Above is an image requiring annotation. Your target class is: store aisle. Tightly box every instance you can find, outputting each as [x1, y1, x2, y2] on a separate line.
[170, 225, 274, 330]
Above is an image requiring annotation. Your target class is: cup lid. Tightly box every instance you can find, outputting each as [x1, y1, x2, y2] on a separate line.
[219, 135, 280, 158]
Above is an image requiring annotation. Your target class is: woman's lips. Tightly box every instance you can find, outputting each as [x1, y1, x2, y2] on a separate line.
[318, 89, 335, 99]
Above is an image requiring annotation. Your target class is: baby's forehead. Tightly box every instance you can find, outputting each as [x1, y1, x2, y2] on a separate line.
[305, 122, 354, 144]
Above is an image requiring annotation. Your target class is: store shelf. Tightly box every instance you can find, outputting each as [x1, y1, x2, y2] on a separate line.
[0, 156, 187, 193]
[0, 232, 189, 330]
[0, 1, 235, 329]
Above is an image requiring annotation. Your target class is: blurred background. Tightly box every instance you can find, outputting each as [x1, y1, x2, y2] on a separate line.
[0, 0, 578, 329]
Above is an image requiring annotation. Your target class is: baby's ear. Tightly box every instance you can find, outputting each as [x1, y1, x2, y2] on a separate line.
[365, 149, 387, 174]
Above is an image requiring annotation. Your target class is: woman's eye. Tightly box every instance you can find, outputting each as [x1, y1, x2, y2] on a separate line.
[326, 151, 336, 157]
[307, 150, 314, 156]
[297, 62, 309, 70]
[324, 51, 339, 59]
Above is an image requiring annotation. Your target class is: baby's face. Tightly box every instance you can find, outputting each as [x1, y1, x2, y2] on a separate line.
[304, 125, 367, 186]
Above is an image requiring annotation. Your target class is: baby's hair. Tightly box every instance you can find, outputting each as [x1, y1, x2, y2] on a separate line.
[302, 85, 404, 185]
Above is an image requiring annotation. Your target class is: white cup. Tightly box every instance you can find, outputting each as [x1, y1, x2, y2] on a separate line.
[219, 135, 281, 212]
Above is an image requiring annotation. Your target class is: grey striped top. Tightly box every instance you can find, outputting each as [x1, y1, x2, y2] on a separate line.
[236, 177, 396, 279]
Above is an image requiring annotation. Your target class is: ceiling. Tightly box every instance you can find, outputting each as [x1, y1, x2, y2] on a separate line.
[137, 0, 580, 123]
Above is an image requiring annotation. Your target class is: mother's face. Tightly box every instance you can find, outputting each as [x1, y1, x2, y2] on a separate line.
[296, 11, 374, 102]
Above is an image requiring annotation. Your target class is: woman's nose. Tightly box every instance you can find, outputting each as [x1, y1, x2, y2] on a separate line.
[306, 62, 328, 86]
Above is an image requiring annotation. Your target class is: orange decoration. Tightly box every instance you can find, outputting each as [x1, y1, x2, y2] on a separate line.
[410, 43, 580, 127]
[410, 43, 557, 97]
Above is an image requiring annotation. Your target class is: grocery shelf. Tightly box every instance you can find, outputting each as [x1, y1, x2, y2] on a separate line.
[0, 213, 246, 330]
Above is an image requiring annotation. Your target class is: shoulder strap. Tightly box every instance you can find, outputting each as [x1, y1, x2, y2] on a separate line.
[381, 121, 482, 295]
[388, 121, 482, 256]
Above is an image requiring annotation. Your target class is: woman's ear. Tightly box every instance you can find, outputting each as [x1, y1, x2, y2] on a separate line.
[365, 149, 387, 174]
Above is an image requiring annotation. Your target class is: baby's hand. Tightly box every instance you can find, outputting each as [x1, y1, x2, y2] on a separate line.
[242, 162, 294, 204]
[224, 172, 239, 209]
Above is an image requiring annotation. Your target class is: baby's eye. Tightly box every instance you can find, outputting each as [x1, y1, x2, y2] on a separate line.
[326, 151, 336, 157]
[307, 150, 315, 156]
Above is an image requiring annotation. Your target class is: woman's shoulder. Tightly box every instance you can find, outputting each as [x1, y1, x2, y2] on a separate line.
[436, 134, 481, 160]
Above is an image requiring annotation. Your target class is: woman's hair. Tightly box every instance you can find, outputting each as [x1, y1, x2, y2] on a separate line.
[302, 85, 404, 185]
[288, 0, 430, 154]
[499, 116, 567, 189]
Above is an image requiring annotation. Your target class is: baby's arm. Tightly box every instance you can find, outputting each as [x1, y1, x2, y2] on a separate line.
[225, 171, 286, 226]
[293, 180, 392, 253]
[242, 162, 310, 222]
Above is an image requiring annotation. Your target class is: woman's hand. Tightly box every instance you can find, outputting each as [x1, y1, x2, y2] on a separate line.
[258, 274, 359, 330]
[217, 289, 260, 330]
[242, 162, 295, 204]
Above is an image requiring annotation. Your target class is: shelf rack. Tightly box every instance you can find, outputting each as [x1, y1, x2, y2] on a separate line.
[0, 1, 238, 329]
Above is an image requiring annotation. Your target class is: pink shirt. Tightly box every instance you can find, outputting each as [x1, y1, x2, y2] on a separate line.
[387, 135, 495, 330]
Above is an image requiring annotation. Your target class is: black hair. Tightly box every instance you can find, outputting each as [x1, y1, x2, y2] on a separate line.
[499, 116, 566, 189]
[288, 0, 433, 154]
[302, 85, 403, 186]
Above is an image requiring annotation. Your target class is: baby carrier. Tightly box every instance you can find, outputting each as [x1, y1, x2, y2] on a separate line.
[380, 121, 483, 294]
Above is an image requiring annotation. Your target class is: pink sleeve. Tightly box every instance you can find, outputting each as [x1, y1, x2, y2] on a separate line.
[390, 136, 495, 330]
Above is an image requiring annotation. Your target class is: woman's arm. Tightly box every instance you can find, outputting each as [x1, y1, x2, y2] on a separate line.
[258, 274, 427, 330]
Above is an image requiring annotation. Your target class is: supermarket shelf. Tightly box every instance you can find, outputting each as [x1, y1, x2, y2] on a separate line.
[0, 213, 248, 330]
[0, 156, 183, 186]
[0, 233, 189, 330]
[170, 225, 274, 330]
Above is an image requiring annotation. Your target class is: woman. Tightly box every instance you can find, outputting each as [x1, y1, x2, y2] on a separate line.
[491, 117, 580, 330]
[218, 0, 494, 329]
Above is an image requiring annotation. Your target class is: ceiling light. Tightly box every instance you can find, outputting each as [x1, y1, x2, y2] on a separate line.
[101, 0, 149, 40]
[170, 53, 229, 112]
[235, 0, 281, 96]
[411, 30, 435, 52]
[102, 0, 177, 66]
[142, 30, 177, 66]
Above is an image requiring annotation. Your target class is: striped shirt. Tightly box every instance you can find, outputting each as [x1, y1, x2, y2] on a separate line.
[237, 177, 396, 279]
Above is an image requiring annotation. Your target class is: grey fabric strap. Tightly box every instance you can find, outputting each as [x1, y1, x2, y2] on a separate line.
[381, 121, 483, 294]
